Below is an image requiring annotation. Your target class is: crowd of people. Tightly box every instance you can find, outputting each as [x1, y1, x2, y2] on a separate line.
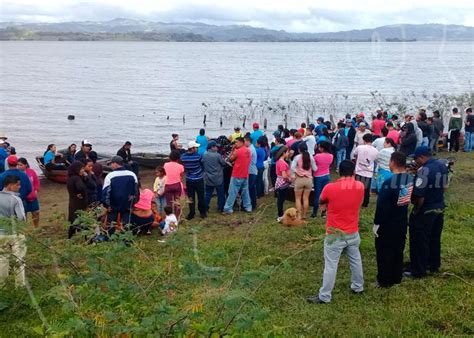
[0, 105, 472, 300]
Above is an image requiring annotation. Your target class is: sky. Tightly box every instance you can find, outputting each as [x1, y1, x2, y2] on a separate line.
[1, 0, 473, 32]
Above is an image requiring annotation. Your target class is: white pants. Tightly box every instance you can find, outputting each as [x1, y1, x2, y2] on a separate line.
[0, 234, 27, 287]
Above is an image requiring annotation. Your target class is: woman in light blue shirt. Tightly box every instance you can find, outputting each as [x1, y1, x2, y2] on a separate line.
[196, 129, 208, 155]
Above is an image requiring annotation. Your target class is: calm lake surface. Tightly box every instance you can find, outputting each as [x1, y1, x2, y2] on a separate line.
[1, 41, 473, 164]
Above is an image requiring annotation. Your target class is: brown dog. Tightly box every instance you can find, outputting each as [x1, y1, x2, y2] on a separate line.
[281, 207, 306, 227]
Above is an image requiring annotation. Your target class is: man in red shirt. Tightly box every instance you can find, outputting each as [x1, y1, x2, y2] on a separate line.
[307, 160, 365, 304]
[223, 137, 252, 214]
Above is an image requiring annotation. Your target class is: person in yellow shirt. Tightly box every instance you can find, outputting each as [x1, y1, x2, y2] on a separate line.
[229, 126, 243, 143]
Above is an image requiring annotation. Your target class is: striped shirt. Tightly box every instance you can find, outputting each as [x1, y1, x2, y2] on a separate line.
[181, 152, 204, 181]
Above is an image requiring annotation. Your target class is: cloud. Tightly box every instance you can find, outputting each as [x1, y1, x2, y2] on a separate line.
[0, 0, 473, 32]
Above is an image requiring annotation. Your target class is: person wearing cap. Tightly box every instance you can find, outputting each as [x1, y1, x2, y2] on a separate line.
[250, 122, 264, 146]
[344, 119, 356, 160]
[202, 141, 226, 212]
[373, 151, 413, 288]
[102, 156, 139, 231]
[353, 122, 371, 148]
[229, 127, 243, 143]
[181, 141, 206, 220]
[117, 141, 139, 175]
[75, 140, 97, 162]
[244, 136, 258, 210]
[0, 156, 32, 205]
[0, 140, 8, 173]
[222, 137, 252, 214]
[405, 146, 449, 279]
[464, 107, 474, 152]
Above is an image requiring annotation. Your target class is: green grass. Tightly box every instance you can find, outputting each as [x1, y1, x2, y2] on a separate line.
[1, 153, 473, 336]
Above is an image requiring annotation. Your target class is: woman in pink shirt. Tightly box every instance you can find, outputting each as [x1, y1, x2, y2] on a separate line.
[312, 142, 333, 218]
[163, 150, 185, 219]
[17, 158, 40, 227]
[130, 182, 155, 235]
[274, 146, 291, 222]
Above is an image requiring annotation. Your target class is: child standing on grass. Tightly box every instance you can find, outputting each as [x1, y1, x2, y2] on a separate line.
[159, 206, 178, 235]
[153, 166, 167, 213]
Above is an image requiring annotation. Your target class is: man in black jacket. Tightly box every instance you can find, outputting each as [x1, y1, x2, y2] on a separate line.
[117, 141, 139, 175]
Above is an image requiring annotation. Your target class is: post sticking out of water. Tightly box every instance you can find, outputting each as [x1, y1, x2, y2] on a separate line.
[67, 115, 75, 120]
[183, 115, 185, 124]
[263, 118, 267, 130]
[167, 116, 170, 120]
[243, 116, 247, 129]
[203, 114, 207, 126]
[284, 114, 288, 129]
[220, 117, 223, 127]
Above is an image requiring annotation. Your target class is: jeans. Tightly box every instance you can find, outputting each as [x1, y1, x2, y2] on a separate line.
[107, 209, 131, 235]
[319, 233, 364, 303]
[0, 234, 27, 287]
[421, 137, 429, 147]
[409, 211, 444, 277]
[313, 175, 330, 215]
[270, 164, 277, 188]
[464, 131, 474, 152]
[223, 177, 252, 213]
[256, 167, 265, 197]
[155, 195, 166, 213]
[355, 175, 372, 207]
[276, 187, 288, 217]
[248, 174, 257, 210]
[186, 179, 206, 217]
[205, 183, 225, 212]
[336, 149, 346, 171]
[375, 226, 407, 287]
[429, 136, 439, 153]
[345, 145, 353, 160]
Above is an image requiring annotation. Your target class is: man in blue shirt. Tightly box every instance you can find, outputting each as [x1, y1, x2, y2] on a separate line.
[245, 136, 258, 210]
[0, 156, 32, 206]
[406, 146, 449, 278]
[250, 122, 264, 146]
[181, 141, 206, 220]
[315, 117, 327, 136]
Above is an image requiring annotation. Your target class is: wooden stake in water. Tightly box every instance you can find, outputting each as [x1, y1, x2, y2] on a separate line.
[284, 114, 288, 129]
[203, 114, 207, 126]
[183, 115, 185, 124]
[263, 118, 267, 130]
[220, 117, 223, 127]
[243, 116, 247, 129]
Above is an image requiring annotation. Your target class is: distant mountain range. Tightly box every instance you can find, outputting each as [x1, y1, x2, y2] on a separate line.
[1, 19, 473, 42]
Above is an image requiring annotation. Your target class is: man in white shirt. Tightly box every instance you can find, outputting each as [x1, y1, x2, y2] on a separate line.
[372, 127, 388, 151]
[354, 134, 379, 208]
[303, 128, 317, 156]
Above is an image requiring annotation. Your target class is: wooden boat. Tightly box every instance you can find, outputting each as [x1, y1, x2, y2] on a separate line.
[36, 154, 112, 184]
[131, 152, 168, 169]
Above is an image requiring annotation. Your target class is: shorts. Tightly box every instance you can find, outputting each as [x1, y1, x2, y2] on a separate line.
[25, 199, 40, 213]
[294, 176, 313, 192]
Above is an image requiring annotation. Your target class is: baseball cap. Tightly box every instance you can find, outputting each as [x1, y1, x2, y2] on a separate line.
[358, 112, 365, 118]
[414, 146, 432, 158]
[188, 141, 200, 149]
[308, 123, 315, 130]
[345, 119, 352, 124]
[252, 122, 259, 129]
[359, 122, 366, 127]
[110, 155, 124, 165]
[82, 139, 92, 146]
[7, 155, 18, 166]
[0, 132, 7, 139]
[207, 140, 217, 149]
[0, 139, 5, 145]
[234, 126, 241, 131]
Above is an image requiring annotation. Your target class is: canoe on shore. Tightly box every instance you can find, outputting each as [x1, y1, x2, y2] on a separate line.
[132, 152, 168, 169]
[36, 154, 111, 184]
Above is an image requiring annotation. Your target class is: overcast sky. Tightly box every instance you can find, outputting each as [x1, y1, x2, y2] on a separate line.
[1, 0, 473, 32]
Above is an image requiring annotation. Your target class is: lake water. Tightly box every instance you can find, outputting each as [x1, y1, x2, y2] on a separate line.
[1, 41, 473, 165]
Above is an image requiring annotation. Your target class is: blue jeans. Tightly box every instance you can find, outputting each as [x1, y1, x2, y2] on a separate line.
[256, 167, 265, 197]
[155, 195, 166, 213]
[313, 175, 330, 215]
[248, 174, 257, 210]
[205, 183, 225, 212]
[223, 177, 252, 213]
[464, 131, 474, 152]
[336, 149, 346, 171]
[107, 209, 131, 235]
[319, 233, 364, 303]
[421, 137, 429, 147]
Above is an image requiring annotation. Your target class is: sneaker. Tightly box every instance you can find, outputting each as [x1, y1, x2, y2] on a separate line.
[351, 289, 364, 295]
[310, 213, 317, 218]
[306, 295, 328, 304]
[186, 214, 195, 221]
[321, 210, 327, 219]
[276, 216, 283, 223]
[146, 230, 152, 235]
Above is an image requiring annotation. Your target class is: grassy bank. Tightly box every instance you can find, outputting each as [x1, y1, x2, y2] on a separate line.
[1, 153, 473, 336]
